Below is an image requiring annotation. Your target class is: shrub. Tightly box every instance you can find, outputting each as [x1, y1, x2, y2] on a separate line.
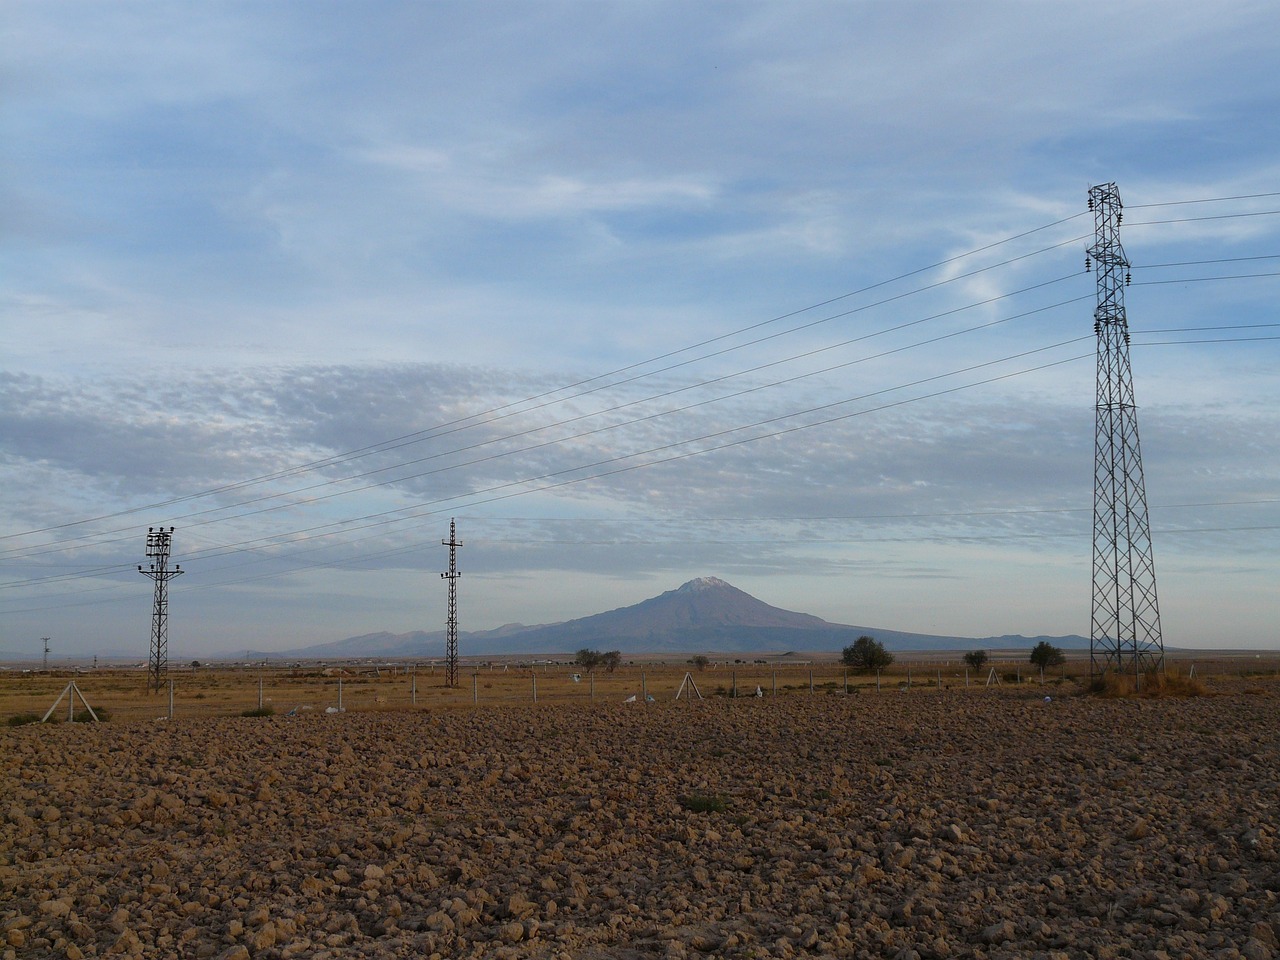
[680, 793, 728, 814]
[842, 636, 894, 673]
[963, 650, 988, 671]
[241, 706, 275, 717]
[7, 713, 43, 727]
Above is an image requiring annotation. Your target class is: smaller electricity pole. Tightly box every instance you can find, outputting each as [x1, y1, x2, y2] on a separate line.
[139, 527, 183, 693]
[42, 637, 50, 672]
[441, 518, 462, 688]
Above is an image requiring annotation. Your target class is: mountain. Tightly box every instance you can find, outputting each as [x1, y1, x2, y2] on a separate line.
[250, 576, 1088, 659]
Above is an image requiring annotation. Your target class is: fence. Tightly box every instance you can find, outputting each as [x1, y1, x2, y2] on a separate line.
[4, 654, 1279, 723]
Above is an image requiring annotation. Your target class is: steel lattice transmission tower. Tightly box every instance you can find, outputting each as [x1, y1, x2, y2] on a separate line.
[1088, 182, 1164, 677]
[139, 526, 183, 693]
[441, 518, 462, 688]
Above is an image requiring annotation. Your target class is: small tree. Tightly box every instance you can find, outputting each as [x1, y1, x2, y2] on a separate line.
[691, 655, 710, 671]
[1029, 641, 1065, 671]
[963, 650, 988, 671]
[842, 635, 894, 673]
[601, 650, 622, 673]
[575, 648, 602, 671]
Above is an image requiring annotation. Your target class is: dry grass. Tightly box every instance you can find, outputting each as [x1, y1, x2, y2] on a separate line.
[1087, 668, 1209, 698]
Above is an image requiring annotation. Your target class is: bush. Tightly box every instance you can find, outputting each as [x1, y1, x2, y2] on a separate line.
[241, 706, 275, 717]
[7, 713, 43, 727]
[963, 650, 988, 671]
[842, 636, 894, 673]
[680, 793, 728, 814]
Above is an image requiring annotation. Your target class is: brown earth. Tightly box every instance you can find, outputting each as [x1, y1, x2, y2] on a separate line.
[3, 681, 1279, 959]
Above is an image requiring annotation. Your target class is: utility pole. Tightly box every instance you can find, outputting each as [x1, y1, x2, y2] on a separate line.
[441, 518, 462, 688]
[42, 637, 50, 672]
[139, 527, 183, 693]
[1087, 182, 1164, 678]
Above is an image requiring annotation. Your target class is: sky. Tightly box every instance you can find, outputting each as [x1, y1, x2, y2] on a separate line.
[2, 1, 1278, 658]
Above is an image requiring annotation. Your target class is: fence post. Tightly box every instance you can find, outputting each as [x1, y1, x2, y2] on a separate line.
[642, 672, 648, 703]
[732, 670, 737, 699]
[338, 677, 344, 711]
[809, 670, 814, 694]
[532, 674, 538, 703]
[772, 671, 777, 697]
[844, 669, 848, 695]
[876, 669, 881, 693]
[258, 674, 264, 710]
[411, 673, 417, 705]
[907, 667, 912, 690]
[168, 679, 175, 720]
[590, 671, 595, 702]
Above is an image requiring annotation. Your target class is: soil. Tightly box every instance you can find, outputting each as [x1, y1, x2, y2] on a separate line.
[3, 682, 1278, 959]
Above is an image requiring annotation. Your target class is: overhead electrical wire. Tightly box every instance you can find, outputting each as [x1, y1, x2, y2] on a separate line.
[1, 215, 1092, 543]
[3, 339, 1098, 594]
[4, 191, 1277, 609]
[10, 197, 1275, 557]
[0, 267, 1090, 562]
[3, 285, 1275, 590]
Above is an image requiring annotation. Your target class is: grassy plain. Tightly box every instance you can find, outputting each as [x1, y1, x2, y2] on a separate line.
[4, 649, 1278, 724]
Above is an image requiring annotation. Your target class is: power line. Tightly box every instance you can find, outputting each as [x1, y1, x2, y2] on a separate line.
[0, 273, 1090, 562]
[2, 222, 1093, 546]
[1127, 191, 1280, 208]
[5, 304, 1274, 578]
[1128, 209, 1280, 226]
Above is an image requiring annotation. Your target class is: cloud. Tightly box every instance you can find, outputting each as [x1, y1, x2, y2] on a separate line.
[2, 1, 1278, 652]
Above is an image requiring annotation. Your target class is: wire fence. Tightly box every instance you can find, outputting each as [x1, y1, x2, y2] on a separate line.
[5, 653, 1279, 724]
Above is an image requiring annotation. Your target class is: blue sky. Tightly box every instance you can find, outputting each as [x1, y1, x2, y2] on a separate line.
[2, 1, 1278, 657]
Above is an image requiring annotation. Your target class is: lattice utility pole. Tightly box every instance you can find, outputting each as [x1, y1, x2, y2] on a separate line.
[139, 527, 183, 693]
[441, 518, 462, 688]
[1087, 182, 1164, 677]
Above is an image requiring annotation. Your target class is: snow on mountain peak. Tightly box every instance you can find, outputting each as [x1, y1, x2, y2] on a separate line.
[678, 576, 731, 592]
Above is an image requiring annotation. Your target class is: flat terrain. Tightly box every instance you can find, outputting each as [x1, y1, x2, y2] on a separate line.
[3, 679, 1279, 959]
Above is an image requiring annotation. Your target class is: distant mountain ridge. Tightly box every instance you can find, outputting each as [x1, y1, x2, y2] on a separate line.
[249, 576, 1088, 659]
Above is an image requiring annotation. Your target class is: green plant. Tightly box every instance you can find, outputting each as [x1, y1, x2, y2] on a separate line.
[241, 706, 275, 717]
[842, 636, 894, 673]
[963, 650, 988, 671]
[6, 712, 43, 727]
[681, 793, 728, 814]
[1030, 641, 1066, 671]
